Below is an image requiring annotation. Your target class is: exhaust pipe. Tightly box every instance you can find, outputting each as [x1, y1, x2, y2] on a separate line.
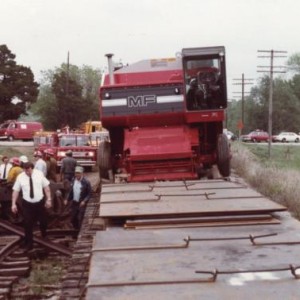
[105, 53, 115, 85]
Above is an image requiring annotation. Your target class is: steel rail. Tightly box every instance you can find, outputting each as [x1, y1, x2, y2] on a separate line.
[86, 265, 300, 288]
[185, 233, 300, 247]
[155, 192, 216, 199]
[86, 276, 215, 288]
[0, 237, 22, 263]
[196, 264, 300, 281]
[101, 185, 155, 194]
[250, 234, 300, 246]
[184, 233, 278, 243]
[100, 195, 161, 204]
[92, 236, 190, 252]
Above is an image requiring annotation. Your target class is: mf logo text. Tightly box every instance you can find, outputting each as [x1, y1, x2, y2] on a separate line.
[127, 95, 156, 107]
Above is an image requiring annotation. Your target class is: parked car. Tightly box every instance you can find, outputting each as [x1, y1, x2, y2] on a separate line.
[223, 129, 237, 141]
[240, 130, 269, 143]
[0, 120, 43, 141]
[273, 132, 300, 143]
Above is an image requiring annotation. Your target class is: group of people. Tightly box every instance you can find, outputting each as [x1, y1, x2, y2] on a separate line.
[0, 149, 92, 252]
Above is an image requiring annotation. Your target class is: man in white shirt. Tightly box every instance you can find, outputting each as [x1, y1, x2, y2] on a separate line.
[0, 156, 12, 180]
[11, 162, 52, 251]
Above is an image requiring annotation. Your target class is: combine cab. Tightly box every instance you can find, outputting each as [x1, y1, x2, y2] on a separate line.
[99, 47, 230, 181]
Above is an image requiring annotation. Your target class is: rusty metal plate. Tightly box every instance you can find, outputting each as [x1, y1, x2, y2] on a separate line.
[99, 197, 286, 218]
[87, 217, 300, 300]
[101, 192, 159, 203]
[99, 180, 286, 219]
[124, 214, 281, 229]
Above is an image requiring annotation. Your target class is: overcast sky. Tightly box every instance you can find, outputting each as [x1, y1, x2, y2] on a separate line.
[2, 0, 300, 98]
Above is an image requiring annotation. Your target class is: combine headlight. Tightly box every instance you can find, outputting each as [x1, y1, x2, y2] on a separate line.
[87, 151, 94, 157]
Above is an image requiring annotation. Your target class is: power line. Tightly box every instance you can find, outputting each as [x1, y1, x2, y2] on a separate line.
[232, 74, 254, 134]
[257, 49, 287, 158]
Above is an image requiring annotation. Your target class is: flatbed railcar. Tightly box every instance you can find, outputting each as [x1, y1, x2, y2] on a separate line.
[85, 179, 300, 299]
[84, 47, 300, 299]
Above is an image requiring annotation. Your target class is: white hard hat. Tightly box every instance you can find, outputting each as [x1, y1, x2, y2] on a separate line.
[19, 155, 29, 163]
[75, 166, 84, 173]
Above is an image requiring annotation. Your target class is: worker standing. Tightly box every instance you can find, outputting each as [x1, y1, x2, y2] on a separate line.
[60, 150, 77, 182]
[0, 156, 12, 181]
[11, 162, 52, 251]
[34, 151, 47, 177]
[6, 157, 23, 185]
[64, 166, 91, 231]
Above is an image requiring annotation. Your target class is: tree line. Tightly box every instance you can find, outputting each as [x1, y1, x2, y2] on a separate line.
[227, 54, 300, 136]
[0, 44, 101, 130]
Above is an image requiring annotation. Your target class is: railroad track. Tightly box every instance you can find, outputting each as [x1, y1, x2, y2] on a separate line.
[59, 191, 103, 299]
[0, 235, 30, 299]
[0, 171, 100, 299]
[0, 221, 78, 299]
[0, 193, 102, 299]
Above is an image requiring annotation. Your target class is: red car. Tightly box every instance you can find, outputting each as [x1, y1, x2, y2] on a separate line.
[241, 130, 269, 143]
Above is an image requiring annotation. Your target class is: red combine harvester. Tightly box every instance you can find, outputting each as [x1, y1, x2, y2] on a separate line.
[99, 47, 230, 182]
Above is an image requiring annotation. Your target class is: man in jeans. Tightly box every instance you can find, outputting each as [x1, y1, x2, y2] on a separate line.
[11, 162, 52, 251]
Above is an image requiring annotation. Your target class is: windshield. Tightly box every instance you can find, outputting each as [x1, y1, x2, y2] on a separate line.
[59, 135, 90, 146]
[183, 55, 227, 111]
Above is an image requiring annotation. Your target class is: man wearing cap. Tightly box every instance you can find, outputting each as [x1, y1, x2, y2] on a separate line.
[60, 150, 77, 182]
[64, 165, 91, 231]
[0, 156, 12, 180]
[11, 162, 52, 251]
[19, 155, 29, 168]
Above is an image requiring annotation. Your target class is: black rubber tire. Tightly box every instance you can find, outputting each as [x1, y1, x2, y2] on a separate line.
[217, 133, 231, 177]
[97, 140, 111, 179]
[8, 135, 14, 141]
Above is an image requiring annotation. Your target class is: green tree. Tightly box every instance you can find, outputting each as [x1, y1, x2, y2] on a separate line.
[32, 64, 101, 130]
[52, 71, 84, 129]
[0, 45, 39, 123]
[287, 53, 300, 73]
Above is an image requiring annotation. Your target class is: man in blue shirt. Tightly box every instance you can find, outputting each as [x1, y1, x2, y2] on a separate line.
[64, 166, 92, 231]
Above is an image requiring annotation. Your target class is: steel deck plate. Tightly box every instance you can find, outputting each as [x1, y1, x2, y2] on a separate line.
[100, 196, 286, 218]
[99, 180, 285, 219]
[87, 212, 300, 299]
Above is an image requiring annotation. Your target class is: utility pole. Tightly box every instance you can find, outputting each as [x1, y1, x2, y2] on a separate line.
[257, 50, 287, 158]
[232, 74, 254, 136]
[66, 51, 70, 96]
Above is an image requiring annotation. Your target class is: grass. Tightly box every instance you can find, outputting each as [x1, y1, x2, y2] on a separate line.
[13, 257, 68, 299]
[231, 142, 300, 220]
[0, 145, 34, 161]
[242, 143, 300, 170]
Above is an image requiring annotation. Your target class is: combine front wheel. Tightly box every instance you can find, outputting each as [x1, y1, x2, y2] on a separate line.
[217, 133, 231, 177]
